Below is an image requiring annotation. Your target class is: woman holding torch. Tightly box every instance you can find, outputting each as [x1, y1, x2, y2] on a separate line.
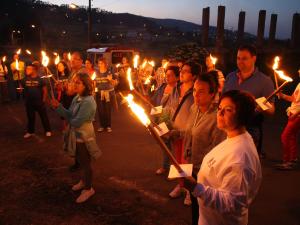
[50, 72, 101, 203]
[276, 75, 300, 170]
[184, 90, 262, 225]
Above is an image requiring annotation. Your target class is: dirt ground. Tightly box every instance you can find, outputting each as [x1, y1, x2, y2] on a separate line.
[0, 100, 300, 225]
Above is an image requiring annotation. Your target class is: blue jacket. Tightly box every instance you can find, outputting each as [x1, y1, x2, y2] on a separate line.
[56, 95, 101, 159]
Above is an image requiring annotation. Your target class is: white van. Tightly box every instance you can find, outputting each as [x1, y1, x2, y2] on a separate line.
[86, 47, 139, 67]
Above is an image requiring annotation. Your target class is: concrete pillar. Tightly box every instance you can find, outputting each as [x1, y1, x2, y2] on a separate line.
[268, 14, 277, 45]
[202, 7, 210, 46]
[291, 13, 300, 48]
[257, 10, 266, 47]
[216, 5, 225, 48]
[237, 11, 246, 44]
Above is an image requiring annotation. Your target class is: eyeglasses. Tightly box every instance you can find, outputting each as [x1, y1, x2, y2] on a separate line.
[217, 106, 235, 116]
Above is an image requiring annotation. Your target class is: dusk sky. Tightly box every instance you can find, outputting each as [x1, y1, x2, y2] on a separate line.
[46, 0, 300, 39]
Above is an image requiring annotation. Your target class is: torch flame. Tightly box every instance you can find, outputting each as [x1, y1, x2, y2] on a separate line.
[125, 94, 151, 126]
[16, 49, 21, 55]
[54, 55, 60, 65]
[91, 72, 96, 80]
[68, 52, 71, 61]
[272, 56, 280, 70]
[2, 56, 6, 62]
[53, 52, 58, 56]
[144, 76, 151, 85]
[148, 60, 155, 67]
[26, 49, 31, 55]
[116, 63, 120, 68]
[133, 55, 140, 69]
[162, 61, 169, 69]
[142, 60, 147, 69]
[210, 54, 217, 65]
[41, 51, 49, 67]
[15, 59, 19, 70]
[275, 70, 293, 82]
[127, 68, 134, 90]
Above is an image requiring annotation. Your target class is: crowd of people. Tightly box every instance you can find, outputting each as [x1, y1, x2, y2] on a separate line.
[0, 44, 299, 224]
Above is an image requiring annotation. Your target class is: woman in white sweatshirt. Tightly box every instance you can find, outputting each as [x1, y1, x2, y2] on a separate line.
[184, 90, 262, 225]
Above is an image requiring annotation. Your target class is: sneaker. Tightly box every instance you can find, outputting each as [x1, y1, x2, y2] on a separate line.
[72, 180, 85, 191]
[183, 190, 192, 206]
[97, 127, 104, 132]
[24, 133, 34, 138]
[276, 162, 294, 170]
[76, 187, 95, 203]
[155, 168, 166, 175]
[107, 127, 112, 132]
[45, 132, 52, 137]
[169, 184, 182, 198]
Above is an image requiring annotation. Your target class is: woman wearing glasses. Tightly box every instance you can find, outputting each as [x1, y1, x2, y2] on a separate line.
[184, 90, 262, 225]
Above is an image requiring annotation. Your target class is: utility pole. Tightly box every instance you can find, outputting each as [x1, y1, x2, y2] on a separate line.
[88, 0, 92, 47]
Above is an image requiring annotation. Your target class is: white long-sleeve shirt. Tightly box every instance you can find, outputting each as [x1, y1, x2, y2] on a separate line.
[193, 132, 262, 225]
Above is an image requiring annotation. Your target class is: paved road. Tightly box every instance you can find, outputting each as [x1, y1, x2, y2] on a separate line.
[0, 100, 299, 225]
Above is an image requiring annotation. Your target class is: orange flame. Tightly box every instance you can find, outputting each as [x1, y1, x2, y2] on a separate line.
[26, 49, 31, 55]
[124, 94, 151, 126]
[272, 56, 280, 70]
[68, 52, 71, 61]
[41, 51, 49, 67]
[133, 55, 140, 69]
[162, 61, 169, 69]
[141, 60, 147, 69]
[210, 54, 217, 65]
[15, 59, 19, 70]
[274, 70, 293, 82]
[16, 49, 21, 55]
[144, 76, 151, 85]
[91, 72, 96, 80]
[54, 55, 60, 65]
[148, 60, 155, 67]
[127, 68, 134, 90]
[2, 56, 6, 62]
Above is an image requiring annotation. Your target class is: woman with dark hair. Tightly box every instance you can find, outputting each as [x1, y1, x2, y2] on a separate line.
[151, 66, 180, 175]
[184, 90, 262, 225]
[85, 58, 95, 77]
[56, 61, 70, 103]
[183, 73, 226, 221]
[51, 73, 101, 203]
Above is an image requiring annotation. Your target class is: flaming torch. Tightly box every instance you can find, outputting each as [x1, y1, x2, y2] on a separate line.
[127, 68, 155, 108]
[15, 59, 23, 90]
[68, 52, 71, 61]
[91, 72, 98, 92]
[123, 94, 184, 174]
[162, 61, 169, 70]
[54, 54, 60, 81]
[133, 55, 140, 69]
[266, 70, 293, 102]
[25, 49, 31, 55]
[41, 51, 55, 99]
[210, 54, 217, 70]
[16, 49, 21, 55]
[272, 56, 280, 90]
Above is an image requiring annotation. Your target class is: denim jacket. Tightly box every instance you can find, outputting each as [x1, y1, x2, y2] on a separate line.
[56, 95, 102, 159]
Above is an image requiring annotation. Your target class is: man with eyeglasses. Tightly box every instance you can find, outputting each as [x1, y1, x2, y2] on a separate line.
[223, 44, 275, 158]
